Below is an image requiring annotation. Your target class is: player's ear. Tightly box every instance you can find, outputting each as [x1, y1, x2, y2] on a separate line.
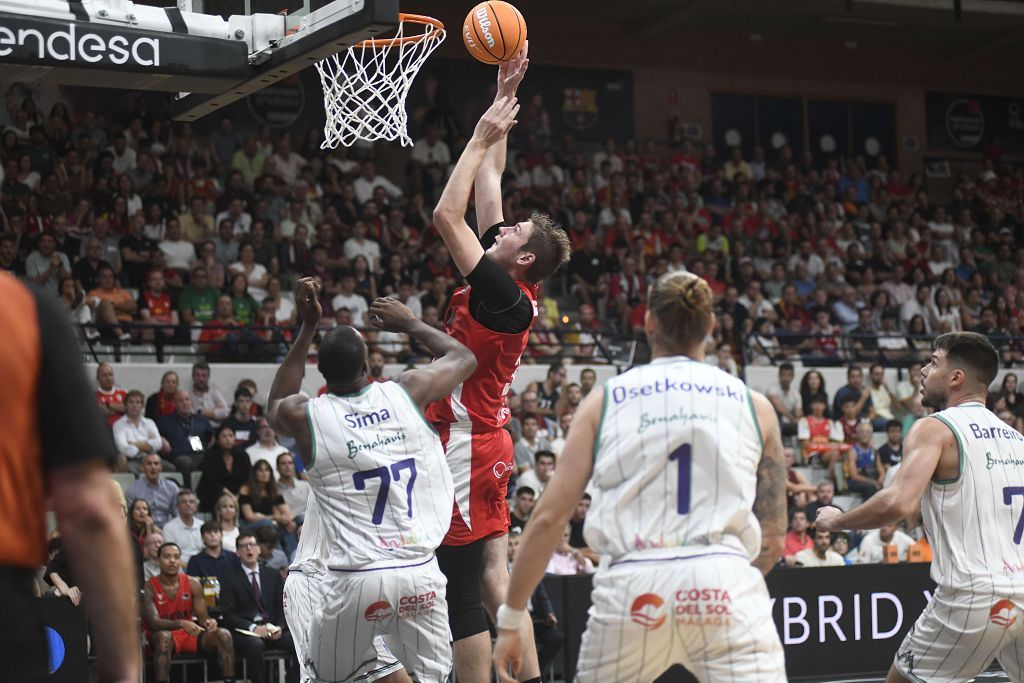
[516, 251, 536, 267]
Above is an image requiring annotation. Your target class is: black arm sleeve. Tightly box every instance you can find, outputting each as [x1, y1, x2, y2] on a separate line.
[33, 286, 117, 471]
[465, 223, 534, 334]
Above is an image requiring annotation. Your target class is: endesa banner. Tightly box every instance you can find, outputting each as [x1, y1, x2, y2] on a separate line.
[544, 563, 936, 681]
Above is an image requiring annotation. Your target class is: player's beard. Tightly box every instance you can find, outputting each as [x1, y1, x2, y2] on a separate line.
[920, 382, 947, 411]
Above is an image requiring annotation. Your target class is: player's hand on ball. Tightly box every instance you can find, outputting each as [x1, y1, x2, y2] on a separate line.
[815, 505, 843, 532]
[369, 297, 415, 332]
[473, 96, 519, 147]
[497, 40, 529, 99]
[492, 630, 523, 683]
[295, 277, 322, 327]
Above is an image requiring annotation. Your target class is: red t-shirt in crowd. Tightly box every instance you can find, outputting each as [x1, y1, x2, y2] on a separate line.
[95, 386, 127, 426]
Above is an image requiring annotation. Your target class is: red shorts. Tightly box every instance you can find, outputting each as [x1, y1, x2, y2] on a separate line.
[145, 629, 200, 656]
[437, 426, 512, 546]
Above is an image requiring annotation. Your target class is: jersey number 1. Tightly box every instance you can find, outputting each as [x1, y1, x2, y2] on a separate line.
[669, 444, 693, 515]
[354, 459, 418, 525]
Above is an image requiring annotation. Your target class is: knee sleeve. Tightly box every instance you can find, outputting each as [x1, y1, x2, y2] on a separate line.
[437, 540, 488, 641]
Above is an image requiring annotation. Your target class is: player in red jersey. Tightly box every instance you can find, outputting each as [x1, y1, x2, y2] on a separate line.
[143, 542, 235, 683]
[425, 42, 571, 683]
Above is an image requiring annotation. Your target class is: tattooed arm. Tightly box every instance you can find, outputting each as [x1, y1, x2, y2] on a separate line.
[750, 391, 788, 576]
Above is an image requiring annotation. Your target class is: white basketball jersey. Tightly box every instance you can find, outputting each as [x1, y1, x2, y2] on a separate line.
[923, 402, 1024, 594]
[292, 382, 454, 570]
[586, 357, 763, 562]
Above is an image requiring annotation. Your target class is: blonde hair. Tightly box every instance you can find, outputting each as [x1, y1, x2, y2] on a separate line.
[215, 493, 238, 526]
[647, 271, 714, 352]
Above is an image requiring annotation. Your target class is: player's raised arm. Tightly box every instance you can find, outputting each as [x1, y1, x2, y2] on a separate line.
[433, 96, 520, 277]
[816, 416, 952, 532]
[750, 391, 788, 575]
[368, 297, 477, 408]
[267, 277, 319, 466]
[492, 385, 600, 682]
[474, 42, 529, 235]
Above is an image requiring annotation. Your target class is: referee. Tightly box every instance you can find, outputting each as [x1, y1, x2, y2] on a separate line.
[0, 273, 140, 682]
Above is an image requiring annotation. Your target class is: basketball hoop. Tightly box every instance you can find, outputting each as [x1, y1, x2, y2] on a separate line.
[317, 13, 445, 149]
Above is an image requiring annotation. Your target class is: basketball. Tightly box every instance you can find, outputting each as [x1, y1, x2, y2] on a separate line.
[463, 1, 527, 64]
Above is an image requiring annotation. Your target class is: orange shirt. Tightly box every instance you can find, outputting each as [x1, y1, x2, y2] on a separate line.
[88, 286, 135, 322]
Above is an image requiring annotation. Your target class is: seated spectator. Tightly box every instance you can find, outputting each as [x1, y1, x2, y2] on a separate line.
[847, 307, 878, 361]
[989, 372, 1024, 417]
[222, 388, 260, 448]
[44, 536, 83, 607]
[510, 486, 535, 533]
[513, 414, 551, 475]
[143, 542, 235, 683]
[878, 420, 904, 469]
[219, 531, 298, 683]
[142, 530, 164, 580]
[568, 493, 600, 566]
[517, 450, 556, 498]
[161, 490, 204, 566]
[126, 453, 181, 528]
[87, 264, 137, 341]
[112, 389, 163, 473]
[197, 425, 251, 513]
[830, 532, 854, 565]
[127, 499, 157, 552]
[867, 364, 898, 430]
[216, 494, 242, 552]
[548, 412, 572, 455]
[785, 448, 817, 509]
[855, 523, 915, 563]
[255, 525, 289, 575]
[833, 366, 874, 421]
[228, 273, 260, 325]
[276, 453, 310, 519]
[805, 481, 843, 523]
[185, 520, 241, 582]
[179, 266, 219, 328]
[138, 269, 179, 342]
[73, 238, 111, 294]
[545, 524, 594, 575]
[793, 528, 845, 567]
[238, 460, 297, 559]
[94, 362, 126, 427]
[157, 390, 212, 483]
[845, 421, 884, 499]
[507, 530, 564, 674]
[796, 395, 846, 466]
[158, 217, 195, 275]
[767, 363, 802, 437]
[784, 509, 813, 564]
[199, 295, 241, 360]
[330, 274, 368, 326]
[246, 419, 290, 472]
[837, 396, 863, 443]
[805, 308, 842, 365]
[26, 231, 71, 293]
[190, 361, 230, 424]
[146, 371, 180, 421]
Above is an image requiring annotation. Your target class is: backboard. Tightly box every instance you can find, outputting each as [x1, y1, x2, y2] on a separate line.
[0, 0, 398, 120]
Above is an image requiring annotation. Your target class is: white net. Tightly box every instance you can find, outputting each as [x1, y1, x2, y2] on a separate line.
[317, 15, 446, 149]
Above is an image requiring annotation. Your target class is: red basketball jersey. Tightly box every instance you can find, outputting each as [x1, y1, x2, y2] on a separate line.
[425, 280, 538, 432]
[95, 387, 127, 427]
[144, 573, 193, 639]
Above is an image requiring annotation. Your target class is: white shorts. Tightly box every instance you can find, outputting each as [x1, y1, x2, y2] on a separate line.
[575, 552, 786, 683]
[283, 556, 452, 683]
[895, 588, 1024, 683]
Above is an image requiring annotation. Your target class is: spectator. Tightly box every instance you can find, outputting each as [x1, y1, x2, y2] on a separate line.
[179, 266, 219, 327]
[87, 264, 136, 341]
[126, 453, 181, 528]
[567, 493, 600, 566]
[517, 450, 557, 497]
[238, 459, 297, 558]
[197, 425, 251, 512]
[845, 421, 884, 500]
[94, 361, 126, 427]
[127, 499, 157, 551]
[513, 413, 552, 475]
[158, 217, 194, 274]
[214, 493, 242, 553]
[222, 388, 260, 448]
[72, 238, 111, 292]
[548, 412, 573, 455]
[579, 368, 597, 398]
[142, 530, 164, 580]
[218, 531, 298, 683]
[255, 525, 288, 574]
[832, 366, 873, 420]
[353, 160, 402, 204]
[989, 372, 1024, 417]
[245, 418, 290, 472]
[785, 448, 817, 509]
[793, 528, 845, 567]
[112, 390, 163, 473]
[784, 509, 813, 564]
[145, 370, 180, 421]
[855, 523, 916, 564]
[276, 452, 310, 519]
[185, 519, 241, 582]
[545, 524, 594, 575]
[330, 274, 368, 326]
[796, 395, 845, 466]
[767, 362, 802, 437]
[878, 419, 904, 469]
[530, 363, 566, 421]
[848, 307, 878, 361]
[190, 361, 230, 424]
[157, 390, 212, 483]
[900, 284, 932, 332]
[867, 364, 898, 430]
[138, 269, 178, 342]
[25, 231, 70, 292]
[510, 485, 535, 533]
[161, 490, 203, 566]
[878, 311, 912, 363]
[805, 481, 842, 523]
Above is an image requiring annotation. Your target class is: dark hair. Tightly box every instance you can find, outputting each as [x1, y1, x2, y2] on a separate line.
[255, 525, 278, 545]
[885, 419, 902, 431]
[847, 366, 863, 379]
[157, 542, 181, 558]
[581, 492, 592, 501]
[779, 362, 794, 374]
[192, 361, 210, 373]
[790, 508, 807, 523]
[200, 520, 221, 535]
[237, 532, 257, 547]
[932, 331, 999, 386]
[515, 486, 536, 498]
[234, 387, 253, 401]
[318, 326, 367, 387]
[547, 363, 564, 378]
[521, 212, 571, 283]
[535, 450, 556, 465]
[246, 459, 280, 508]
[125, 389, 145, 403]
[521, 413, 539, 424]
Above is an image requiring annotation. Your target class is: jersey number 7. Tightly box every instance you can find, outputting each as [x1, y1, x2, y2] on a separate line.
[669, 443, 693, 515]
[1004, 486, 1024, 544]
[354, 459, 418, 525]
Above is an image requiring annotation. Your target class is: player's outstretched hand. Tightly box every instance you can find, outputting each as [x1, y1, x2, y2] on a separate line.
[368, 297, 416, 333]
[497, 39, 529, 99]
[814, 505, 843, 532]
[473, 96, 520, 147]
[296, 277, 322, 327]
[492, 629, 523, 683]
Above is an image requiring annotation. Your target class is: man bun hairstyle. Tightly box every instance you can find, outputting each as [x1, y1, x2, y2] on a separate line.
[932, 331, 999, 386]
[647, 271, 714, 352]
[521, 212, 571, 284]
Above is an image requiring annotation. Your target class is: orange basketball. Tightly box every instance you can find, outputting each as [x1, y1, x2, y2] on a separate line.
[463, 1, 527, 64]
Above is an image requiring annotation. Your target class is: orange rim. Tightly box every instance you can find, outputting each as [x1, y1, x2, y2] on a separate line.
[357, 13, 444, 48]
